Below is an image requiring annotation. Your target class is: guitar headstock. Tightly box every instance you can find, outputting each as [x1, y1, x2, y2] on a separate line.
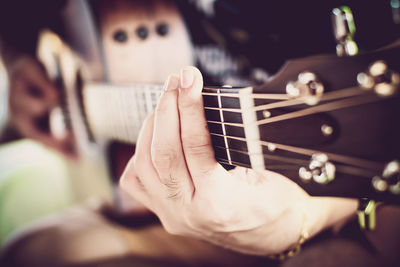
[205, 44, 400, 204]
[254, 45, 400, 203]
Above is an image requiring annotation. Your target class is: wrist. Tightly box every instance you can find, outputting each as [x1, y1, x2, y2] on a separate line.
[303, 197, 358, 239]
[266, 197, 357, 260]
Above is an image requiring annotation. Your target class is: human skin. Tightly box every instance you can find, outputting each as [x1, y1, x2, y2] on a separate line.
[5, 55, 74, 154]
[120, 66, 358, 255]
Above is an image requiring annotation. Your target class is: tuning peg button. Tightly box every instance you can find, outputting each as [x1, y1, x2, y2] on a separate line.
[357, 61, 399, 97]
[299, 153, 336, 184]
[372, 160, 400, 195]
[286, 72, 324, 105]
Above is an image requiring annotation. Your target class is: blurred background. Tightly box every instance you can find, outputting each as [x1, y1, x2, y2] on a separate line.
[0, 58, 76, 246]
[0, 1, 399, 266]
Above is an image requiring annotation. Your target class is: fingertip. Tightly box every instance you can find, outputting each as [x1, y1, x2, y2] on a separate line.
[180, 66, 202, 88]
[179, 66, 203, 102]
[164, 74, 180, 91]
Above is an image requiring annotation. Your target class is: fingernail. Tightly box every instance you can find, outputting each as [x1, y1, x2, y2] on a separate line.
[164, 74, 179, 91]
[180, 67, 194, 89]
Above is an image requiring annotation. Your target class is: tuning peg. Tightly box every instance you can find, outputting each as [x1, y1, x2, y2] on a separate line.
[331, 6, 358, 56]
[357, 60, 400, 97]
[285, 72, 324, 105]
[372, 160, 400, 195]
[299, 153, 336, 184]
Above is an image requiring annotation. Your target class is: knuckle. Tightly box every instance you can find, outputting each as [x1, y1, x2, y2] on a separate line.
[164, 182, 182, 201]
[182, 135, 212, 155]
[151, 145, 178, 171]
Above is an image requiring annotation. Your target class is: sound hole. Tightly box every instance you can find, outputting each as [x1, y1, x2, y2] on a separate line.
[113, 29, 128, 43]
[156, 23, 169, 36]
[136, 25, 149, 40]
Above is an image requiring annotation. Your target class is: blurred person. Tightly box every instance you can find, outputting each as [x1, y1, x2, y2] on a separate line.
[0, 1, 399, 267]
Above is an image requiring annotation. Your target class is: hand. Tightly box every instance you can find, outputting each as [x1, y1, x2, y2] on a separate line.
[120, 66, 357, 255]
[7, 55, 74, 155]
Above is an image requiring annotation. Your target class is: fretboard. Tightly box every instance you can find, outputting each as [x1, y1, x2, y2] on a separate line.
[82, 82, 266, 170]
[83, 82, 164, 143]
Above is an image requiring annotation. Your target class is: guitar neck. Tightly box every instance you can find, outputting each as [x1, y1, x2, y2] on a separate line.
[83, 82, 164, 144]
[82, 82, 286, 172]
[82, 82, 258, 169]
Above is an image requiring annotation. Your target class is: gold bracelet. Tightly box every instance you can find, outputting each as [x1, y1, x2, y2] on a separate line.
[267, 209, 310, 261]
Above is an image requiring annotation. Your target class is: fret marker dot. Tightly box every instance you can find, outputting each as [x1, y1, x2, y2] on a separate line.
[263, 110, 271, 118]
[321, 124, 333, 136]
[136, 26, 149, 40]
[267, 143, 276, 152]
[156, 23, 169, 36]
[113, 29, 128, 43]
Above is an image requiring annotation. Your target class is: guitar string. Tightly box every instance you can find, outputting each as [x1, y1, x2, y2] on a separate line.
[216, 157, 375, 183]
[256, 93, 378, 125]
[85, 83, 373, 115]
[203, 86, 366, 113]
[88, 83, 288, 101]
[214, 145, 377, 178]
[209, 132, 383, 170]
[204, 93, 380, 128]
[214, 145, 308, 165]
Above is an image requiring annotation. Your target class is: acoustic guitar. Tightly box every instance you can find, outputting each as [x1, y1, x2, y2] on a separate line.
[37, 0, 400, 209]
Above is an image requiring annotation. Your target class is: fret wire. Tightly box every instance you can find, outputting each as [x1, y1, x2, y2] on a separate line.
[145, 89, 153, 115]
[134, 89, 143, 129]
[116, 89, 123, 140]
[217, 89, 232, 165]
[113, 88, 120, 140]
[107, 89, 114, 139]
[121, 88, 130, 141]
[131, 88, 140, 137]
[209, 132, 381, 170]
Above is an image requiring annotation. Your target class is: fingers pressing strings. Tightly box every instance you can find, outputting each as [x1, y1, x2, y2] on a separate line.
[178, 67, 218, 181]
[152, 74, 194, 201]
